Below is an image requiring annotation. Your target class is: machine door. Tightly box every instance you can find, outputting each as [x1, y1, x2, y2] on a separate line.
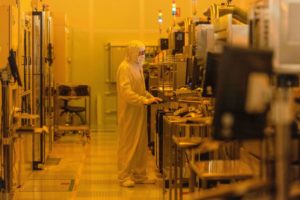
[32, 11, 46, 169]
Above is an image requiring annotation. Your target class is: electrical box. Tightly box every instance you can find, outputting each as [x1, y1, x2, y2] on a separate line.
[195, 24, 215, 59]
[270, 0, 300, 73]
[172, 32, 185, 54]
[213, 14, 248, 48]
[159, 38, 169, 50]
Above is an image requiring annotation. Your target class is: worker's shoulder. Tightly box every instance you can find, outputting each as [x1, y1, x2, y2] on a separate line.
[117, 60, 130, 72]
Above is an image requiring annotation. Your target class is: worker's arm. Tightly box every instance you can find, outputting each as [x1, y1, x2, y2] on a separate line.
[145, 91, 154, 99]
[145, 91, 163, 103]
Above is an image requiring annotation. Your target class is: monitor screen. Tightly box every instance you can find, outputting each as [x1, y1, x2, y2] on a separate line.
[202, 52, 221, 97]
[186, 57, 201, 89]
[213, 46, 273, 140]
[270, 1, 300, 73]
[8, 49, 22, 86]
[173, 32, 184, 54]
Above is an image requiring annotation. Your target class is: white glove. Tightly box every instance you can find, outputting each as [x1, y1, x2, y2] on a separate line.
[153, 97, 163, 103]
[144, 97, 163, 105]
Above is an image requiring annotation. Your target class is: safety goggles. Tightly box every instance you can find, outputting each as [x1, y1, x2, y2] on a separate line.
[138, 50, 145, 56]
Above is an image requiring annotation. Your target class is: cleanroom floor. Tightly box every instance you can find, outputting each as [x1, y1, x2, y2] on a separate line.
[13, 131, 165, 200]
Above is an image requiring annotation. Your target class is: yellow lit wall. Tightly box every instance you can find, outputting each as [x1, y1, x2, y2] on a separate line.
[41, 0, 257, 130]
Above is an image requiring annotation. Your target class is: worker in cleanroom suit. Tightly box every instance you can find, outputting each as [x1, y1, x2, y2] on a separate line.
[117, 40, 162, 187]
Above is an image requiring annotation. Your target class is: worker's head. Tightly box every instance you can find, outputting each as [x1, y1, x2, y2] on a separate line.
[126, 40, 145, 66]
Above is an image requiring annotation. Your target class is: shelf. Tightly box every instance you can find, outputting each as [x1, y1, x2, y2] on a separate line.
[16, 127, 46, 134]
[190, 160, 253, 180]
[20, 90, 32, 96]
[105, 80, 116, 84]
[14, 113, 39, 119]
[57, 96, 88, 100]
[187, 179, 269, 200]
[149, 62, 175, 66]
[172, 136, 204, 149]
[57, 125, 89, 131]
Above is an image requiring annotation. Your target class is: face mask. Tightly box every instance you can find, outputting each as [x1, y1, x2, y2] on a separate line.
[137, 55, 145, 66]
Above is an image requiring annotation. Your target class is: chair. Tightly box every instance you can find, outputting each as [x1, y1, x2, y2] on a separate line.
[74, 85, 89, 96]
[58, 85, 87, 124]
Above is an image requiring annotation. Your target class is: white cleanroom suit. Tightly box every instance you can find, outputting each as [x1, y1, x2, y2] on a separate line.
[116, 40, 160, 187]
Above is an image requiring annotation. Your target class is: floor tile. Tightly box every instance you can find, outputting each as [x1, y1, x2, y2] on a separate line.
[14, 131, 165, 199]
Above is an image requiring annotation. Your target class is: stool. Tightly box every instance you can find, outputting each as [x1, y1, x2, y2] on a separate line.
[188, 179, 269, 200]
[170, 136, 204, 200]
[190, 160, 253, 189]
[170, 122, 212, 200]
[58, 85, 88, 125]
[60, 101, 86, 124]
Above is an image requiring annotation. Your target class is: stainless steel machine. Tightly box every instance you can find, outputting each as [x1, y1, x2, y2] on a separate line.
[0, 4, 22, 199]
[32, 10, 54, 170]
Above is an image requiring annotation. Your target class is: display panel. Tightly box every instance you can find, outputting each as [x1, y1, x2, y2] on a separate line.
[213, 46, 273, 140]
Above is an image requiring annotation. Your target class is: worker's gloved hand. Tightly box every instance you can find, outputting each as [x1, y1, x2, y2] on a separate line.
[153, 97, 163, 103]
[144, 97, 163, 105]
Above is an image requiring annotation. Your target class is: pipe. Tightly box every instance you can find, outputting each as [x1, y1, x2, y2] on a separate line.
[1, 69, 13, 200]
